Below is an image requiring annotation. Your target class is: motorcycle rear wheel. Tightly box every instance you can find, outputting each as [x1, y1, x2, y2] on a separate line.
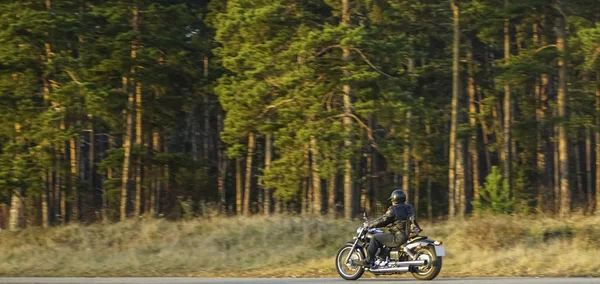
[335, 244, 365, 280]
[410, 246, 442, 281]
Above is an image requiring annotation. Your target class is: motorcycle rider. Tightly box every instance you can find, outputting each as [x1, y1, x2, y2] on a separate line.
[353, 189, 421, 267]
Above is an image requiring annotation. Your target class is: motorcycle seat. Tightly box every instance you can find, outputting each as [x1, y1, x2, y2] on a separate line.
[408, 236, 427, 242]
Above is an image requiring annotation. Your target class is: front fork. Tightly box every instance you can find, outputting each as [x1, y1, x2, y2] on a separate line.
[344, 238, 361, 264]
[344, 228, 364, 264]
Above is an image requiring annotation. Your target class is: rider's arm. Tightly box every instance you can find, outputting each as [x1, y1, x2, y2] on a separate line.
[365, 207, 394, 228]
[407, 204, 423, 232]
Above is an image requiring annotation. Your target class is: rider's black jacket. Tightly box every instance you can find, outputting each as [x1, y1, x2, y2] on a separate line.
[366, 203, 421, 235]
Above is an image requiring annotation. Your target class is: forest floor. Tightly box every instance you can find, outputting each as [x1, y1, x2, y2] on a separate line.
[1, 214, 600, 278]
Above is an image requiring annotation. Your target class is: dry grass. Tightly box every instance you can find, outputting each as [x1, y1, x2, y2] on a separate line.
[1, 214, 600, 277]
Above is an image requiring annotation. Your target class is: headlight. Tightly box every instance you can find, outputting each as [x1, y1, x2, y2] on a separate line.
[356, 227, 362, 234]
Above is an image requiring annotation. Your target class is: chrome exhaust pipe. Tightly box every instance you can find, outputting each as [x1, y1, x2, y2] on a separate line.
[369, 260, 426, 274]
[389, 260, 427, 267]
[370, 266, 410, 274]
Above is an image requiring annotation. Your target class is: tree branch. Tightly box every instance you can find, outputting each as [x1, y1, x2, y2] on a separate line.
[260, 98, 295, 116]
[534, 44, 557, 54]
[331, 113, 379, 150]
[349, 47, 393, 78]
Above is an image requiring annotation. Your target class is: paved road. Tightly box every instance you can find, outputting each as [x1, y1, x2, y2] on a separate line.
[0, 278, 598, 284]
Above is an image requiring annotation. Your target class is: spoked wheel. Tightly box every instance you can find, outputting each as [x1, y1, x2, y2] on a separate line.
[411, 246, 442, 281]
[335, 244, 365, 280]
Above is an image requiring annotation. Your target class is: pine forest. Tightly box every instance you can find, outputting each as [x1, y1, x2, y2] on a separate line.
[1, 0, 600, 231]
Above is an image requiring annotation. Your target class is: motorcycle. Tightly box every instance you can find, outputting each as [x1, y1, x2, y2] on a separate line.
[335, 213, 445, 281]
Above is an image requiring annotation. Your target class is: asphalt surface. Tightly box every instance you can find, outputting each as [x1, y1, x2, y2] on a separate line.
[0, 278, 599, 284]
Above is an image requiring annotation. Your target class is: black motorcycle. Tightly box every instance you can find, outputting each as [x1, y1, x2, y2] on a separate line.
[335, 213, 445, 281]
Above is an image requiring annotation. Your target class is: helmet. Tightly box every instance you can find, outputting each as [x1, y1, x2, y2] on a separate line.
[389, 189, 406, 203]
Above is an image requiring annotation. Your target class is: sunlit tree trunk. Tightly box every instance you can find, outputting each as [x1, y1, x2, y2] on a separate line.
[585, 128, 592, 213]
[403, 111, 411, 202]
[59, 121, 66, 224]
[310, 136, 322, 215]
[342, 0, 354, 220]
[203, 57, 210, 162]
[70, 133, 79, 222]
[120, 77, 133, 221]
[448, 0, 460, 218]
[134, 81, 143, 217]
[264, 133, 272, 215]
[556, 9, 570, 218]
[414, 159, 420, 214]
[596, 72, 600, 215]
[9, 123, 24, 231]
[328, 172, 336, 218]
[236, 158, 243, 215]
[574, 138, 584, 204]
[468, 39, 480, 203]
[534, 22, 549, 212]
[503, 0, 512, 191]
[425, 123, 433, 221]
[243, 132, 255, 216]
[42, 170, 49, 228]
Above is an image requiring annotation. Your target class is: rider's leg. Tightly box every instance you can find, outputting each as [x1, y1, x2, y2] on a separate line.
[366, 233, 395, 263]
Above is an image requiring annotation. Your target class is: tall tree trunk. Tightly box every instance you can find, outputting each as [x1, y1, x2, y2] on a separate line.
[9, 123, 24, 231]
[59, 121, 66, 224]
[42, 170, 49, 228]
[70, 135, 79, 222]
[596, 72, 600, 215]
[264, 133, 272, 215]
[204, 57, 210, 162]
[456, 140, 466, 218]
[303, 144, 312, 214]
[425, 123, 433, 221]
[103, 136, 112, 222]
[554, 121, 560, 213]
[503, 0, 512, 190]
[448, 0, 460, 218]
[575, 138, 584, 204]
[535, 22, 549, 212]
[151, 128, 160, 217]
[468, 39, 480, 203]
[243, 132, 255, 217]
[310, 136, 322, 215]
[217, 112, 226, 213]
[236, 158, 243, 215]
[556, 10, 570, 218]
[328, 172, 336, 218]
[122, 4, 139, 221]
[342, 0, 354, 220]
[586, 128, 593, 213]
[476, 88, 492, 172]
[134, 81, 143, 217]
[414, 159, 420, 214]
[88, 116, 95, 212]
[403, 111, 411, 201]
[9, 190, 23, 231]
[120, 77, 133, 222]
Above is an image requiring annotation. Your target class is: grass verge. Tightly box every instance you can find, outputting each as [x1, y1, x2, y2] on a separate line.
[1, 214, 600, 277]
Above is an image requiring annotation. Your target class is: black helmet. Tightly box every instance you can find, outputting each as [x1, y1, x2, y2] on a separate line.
[389, 189, 406, 203]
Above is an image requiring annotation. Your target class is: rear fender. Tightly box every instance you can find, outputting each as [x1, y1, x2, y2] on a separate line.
[405, 241, 445, 257]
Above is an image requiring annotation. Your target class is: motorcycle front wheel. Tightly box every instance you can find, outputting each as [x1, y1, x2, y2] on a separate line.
[335, 244, 365, 281]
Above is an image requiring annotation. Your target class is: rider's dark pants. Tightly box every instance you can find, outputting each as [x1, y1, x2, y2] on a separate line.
[365, 232, 407, 263]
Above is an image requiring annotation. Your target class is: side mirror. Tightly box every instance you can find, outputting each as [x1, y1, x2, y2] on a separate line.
[362, 212, 368, 221]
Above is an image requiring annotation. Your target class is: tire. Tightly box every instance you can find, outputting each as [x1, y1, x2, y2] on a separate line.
[410, 246, 442, 281]
[335, 244, 365, 281]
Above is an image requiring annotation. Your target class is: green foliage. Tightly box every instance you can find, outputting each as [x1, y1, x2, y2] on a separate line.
[473, 166, 515, 214]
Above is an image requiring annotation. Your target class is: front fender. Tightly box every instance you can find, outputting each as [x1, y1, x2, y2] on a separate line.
[346, 241, 365, 252]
